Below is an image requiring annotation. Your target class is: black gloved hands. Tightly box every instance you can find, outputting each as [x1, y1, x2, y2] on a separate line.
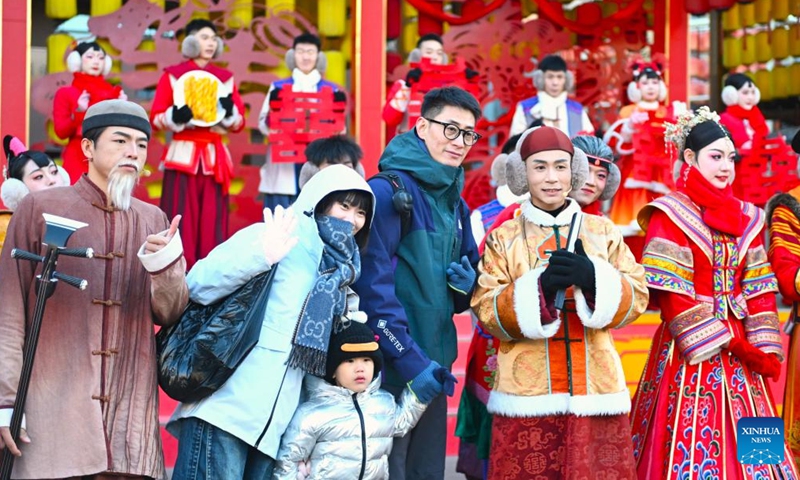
[269, 87, 283, 102]
[172, 105, 194, 125]
[219, 94, 234, 118]
[540, 239, 595, 297]
[405, 68, 423, 87]
[333, 90, 347, 103]
[465, 68, 479, 80]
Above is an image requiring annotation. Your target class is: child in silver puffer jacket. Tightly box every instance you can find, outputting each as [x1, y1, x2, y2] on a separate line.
[272, 320, 427, 480]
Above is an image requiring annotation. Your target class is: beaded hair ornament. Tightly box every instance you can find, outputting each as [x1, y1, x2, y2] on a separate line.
[664, 106, 724, 160]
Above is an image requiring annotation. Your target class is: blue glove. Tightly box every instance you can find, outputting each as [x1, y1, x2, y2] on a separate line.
[446, 255, 476, 295]
[433, 366, 458, 397]
[408, 361, 445, 404]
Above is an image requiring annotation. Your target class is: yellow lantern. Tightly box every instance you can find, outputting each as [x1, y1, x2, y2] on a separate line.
[791, 0, 800, 16]
[318, 0, 346, 37]
[740, 34, 756, 65]
[792, 24, 800, 57]
[789, 63, 800, 96]
[722, 4, 740, 31]
[228, 0, 253, 28]
[755, 31, 771, 63]
[402, 20, 418, 58]
[772, 65, 790, 99]
[47, 33, 73, 74]
[739, 2, 755, 27]
[135, 39, 157, 72]
[340, 21, 352, 63]
[754, 69, 772, 101]
[772, 27, 789, 59]
[267, 0, 296, 11]
[268, 63, 291, 80]
[46, 0, 77, 19]
[753, 0, 770, 25]
[91, 0, 122, 16]
[773, 0, 789, 20]
[324, 51, 346, 86]
[722, 36, 742, 69]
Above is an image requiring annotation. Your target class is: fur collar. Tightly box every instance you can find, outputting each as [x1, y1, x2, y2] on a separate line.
[496, 184, 528, 207]
[520, 198, 581, 227]
[766, 187, 800, 226]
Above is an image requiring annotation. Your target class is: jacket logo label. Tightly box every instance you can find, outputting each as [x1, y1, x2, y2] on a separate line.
[376, 320, 405, 353]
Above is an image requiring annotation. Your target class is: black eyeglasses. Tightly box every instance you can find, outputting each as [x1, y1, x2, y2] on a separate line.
[424, 118, 483, 146]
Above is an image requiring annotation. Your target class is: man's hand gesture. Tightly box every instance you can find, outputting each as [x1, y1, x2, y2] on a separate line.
[144, 215, 181, 255]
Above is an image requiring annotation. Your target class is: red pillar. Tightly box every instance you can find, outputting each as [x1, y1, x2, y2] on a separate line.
[354, 0, 387, 177]
[0, 0, 30, 143]
[666, 0, 689, 103]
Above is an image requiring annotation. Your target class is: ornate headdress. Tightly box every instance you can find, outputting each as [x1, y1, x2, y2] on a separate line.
[664, 106, 721, 155]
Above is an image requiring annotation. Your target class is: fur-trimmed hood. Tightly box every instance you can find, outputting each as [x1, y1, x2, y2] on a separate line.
[766, 188, 800, 227]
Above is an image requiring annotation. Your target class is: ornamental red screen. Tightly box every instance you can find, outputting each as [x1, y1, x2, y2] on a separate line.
[268, 87, 346, 163]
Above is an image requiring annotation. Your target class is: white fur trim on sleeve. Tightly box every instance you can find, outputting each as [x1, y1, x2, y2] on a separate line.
[0, 409, 25, 430]
[138, 229, 184, 273]
[220, 109, 243, 130]
[513, 268, 561, 339]
[573, 256, 623, 329]
[159, 107, 186, 133]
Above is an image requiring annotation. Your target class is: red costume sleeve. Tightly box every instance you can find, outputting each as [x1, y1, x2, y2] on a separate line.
[641, 209, 732, 364]
[718, 112, 749, 150]
[227, 82, 246, 133]
[52, 86, 81, 140]
[150, 72, 175, 131]
[382, 80, 407, 128]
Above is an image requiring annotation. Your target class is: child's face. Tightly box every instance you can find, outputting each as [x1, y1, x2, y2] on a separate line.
[334, 357, 374, 393]
[325, 200, 367, 235]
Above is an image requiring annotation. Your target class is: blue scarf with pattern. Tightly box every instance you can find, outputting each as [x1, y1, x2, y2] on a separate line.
[287, 216, 361, 376]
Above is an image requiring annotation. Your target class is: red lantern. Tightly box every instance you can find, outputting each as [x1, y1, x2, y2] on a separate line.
[685, 0, 710, 15]
[708, 0, 736, 10]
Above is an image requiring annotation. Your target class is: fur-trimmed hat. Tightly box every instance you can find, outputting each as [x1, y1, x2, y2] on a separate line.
[529, 54, 574, 93]
[83, 99, 152, 139]
[627, 61, 667, 103]
[721, 73, 760, 107]
[490, 153, 509, 187]
[181, 19, 224, 60]
[505, 126, 588, 197]
[325, 320, 383, 385]
[570, 135, 620, 201]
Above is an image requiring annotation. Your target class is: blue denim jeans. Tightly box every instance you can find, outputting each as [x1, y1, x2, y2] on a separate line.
[172, 417, 275, 480]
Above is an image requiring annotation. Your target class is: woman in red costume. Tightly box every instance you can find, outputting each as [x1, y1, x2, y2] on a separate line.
[150, 19, 245, 269]
[605, 61, 683, 259]
[719, 73, 766, 152]
[53, 41, 124, 183]
[630, 106, 799, 479]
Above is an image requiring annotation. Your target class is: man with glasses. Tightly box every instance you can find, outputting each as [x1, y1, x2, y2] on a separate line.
[353, 86, 482, 479]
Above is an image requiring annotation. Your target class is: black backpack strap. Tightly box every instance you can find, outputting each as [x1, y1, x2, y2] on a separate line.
[373, 171, 413, 239]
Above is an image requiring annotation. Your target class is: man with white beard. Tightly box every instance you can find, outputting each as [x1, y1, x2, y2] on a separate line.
[0, 99, 189, 480]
